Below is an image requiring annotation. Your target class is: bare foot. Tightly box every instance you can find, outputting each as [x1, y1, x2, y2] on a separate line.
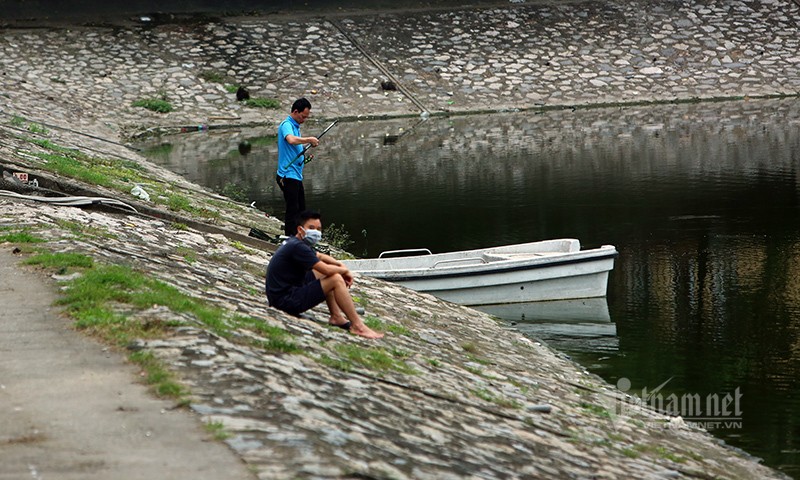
[350, 323, 384, 339]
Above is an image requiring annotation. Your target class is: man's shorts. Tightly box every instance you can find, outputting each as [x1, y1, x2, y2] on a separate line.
[269, 272, 325, 316]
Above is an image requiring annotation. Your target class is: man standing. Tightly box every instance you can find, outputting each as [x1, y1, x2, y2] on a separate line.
[266, 210, 384, 340]
[276, 97, 319, 237]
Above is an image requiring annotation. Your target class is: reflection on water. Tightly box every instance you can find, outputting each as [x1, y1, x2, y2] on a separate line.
[137, 98, 800, 477]
[475, 298, 610, 323]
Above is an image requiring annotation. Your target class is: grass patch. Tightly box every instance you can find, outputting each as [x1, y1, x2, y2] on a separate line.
[224, 84, 240, 94]
[244, 97, 280, 109]
[55, 219, 115, 240]
[461, 342, 479, 354]
[464, 365, 484, 376]
[199, 70, 228, 84]
[57, 264, 230, 338]
[24, 251, 94, 272]
[166, 194, 191, 212]
[27, 122, 49, 135]
[386, 323, 412, 336]
[132, 97, 174, 113]
[319, 344, 416, 374]
[471, 388, 522, 409]
[204, 420, 231, 440]
[28, 141, 148, 191]
[620, 447, 640, 459]
[129, 350, 187, 399]
[176, 246, 197, 263]
[171, 222, 188, 231]
[233, 316, 302, 354]
[351, 295, 368, 308]
[0, 230, 45, 243]
[363, 315, 384, 332]
[467, 354, 491, 366]
[428, 358, 441, 368]
[231, 240, 256, 255]
[10, 115, 25, 127]
[581, 401, 612, 419]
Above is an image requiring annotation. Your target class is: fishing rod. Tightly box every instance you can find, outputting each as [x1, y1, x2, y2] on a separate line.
[291, 119, 339, 166]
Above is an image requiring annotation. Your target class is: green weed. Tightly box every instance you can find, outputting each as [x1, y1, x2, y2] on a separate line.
[244, 97, 280, 109]
[199, 70, 228, 84]
[133, 98, 174, 113]
[204, 420, 231, 440]
[27, 122, 49, 134]
[129, 350, 187, 399]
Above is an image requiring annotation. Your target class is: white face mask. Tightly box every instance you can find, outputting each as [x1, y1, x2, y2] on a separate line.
[301, 227, 322, 246]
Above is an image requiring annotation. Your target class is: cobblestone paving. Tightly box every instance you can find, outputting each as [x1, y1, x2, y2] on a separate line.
[0, 0, 798, 137]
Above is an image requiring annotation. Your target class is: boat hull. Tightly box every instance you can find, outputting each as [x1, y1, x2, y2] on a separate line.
[344, 239, 617, 306]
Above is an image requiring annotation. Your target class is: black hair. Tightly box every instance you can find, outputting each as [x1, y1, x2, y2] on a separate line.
[296, 210, 321, 227]
[291, 97, 312, 113]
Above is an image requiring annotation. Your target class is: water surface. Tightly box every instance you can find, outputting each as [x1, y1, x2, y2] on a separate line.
[138, 98, 800, 476]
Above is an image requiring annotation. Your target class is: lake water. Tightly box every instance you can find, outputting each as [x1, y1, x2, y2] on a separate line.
[138, 98, 800, 477]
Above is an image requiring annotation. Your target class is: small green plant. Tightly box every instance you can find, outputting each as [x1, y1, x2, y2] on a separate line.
[10, 115, 25, 127]
[204, 420, 231, 440]
[244, 97, 280, 109]
[171, 222, 188, 231]
[133, 97, 174, 113]
[324, 223, 354, 251]
[218, 182, 249, 203]
[224, 84, 240, 94]
[231, 240, 256, 255]
[428, 358, 441, 368]
[461, 342, 479, 354]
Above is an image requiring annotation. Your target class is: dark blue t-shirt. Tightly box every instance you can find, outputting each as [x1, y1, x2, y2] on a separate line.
[266, 237, 319, 302]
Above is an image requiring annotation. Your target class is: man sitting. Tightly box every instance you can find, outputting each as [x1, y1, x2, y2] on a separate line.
[266, 210, 383, 339]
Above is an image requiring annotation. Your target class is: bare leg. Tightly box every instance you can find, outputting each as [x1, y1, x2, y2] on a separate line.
[320, 275, 383, 339]
[324, 289, 349, 327]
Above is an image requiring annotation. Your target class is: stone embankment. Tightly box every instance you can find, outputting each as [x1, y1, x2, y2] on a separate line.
[0, 0, 798, 478]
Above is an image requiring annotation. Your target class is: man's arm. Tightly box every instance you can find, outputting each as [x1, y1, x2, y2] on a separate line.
[286, 134, 319, 147]
[312, 253, 354, 286]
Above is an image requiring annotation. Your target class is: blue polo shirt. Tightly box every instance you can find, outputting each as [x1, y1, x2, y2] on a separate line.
[277, 116, 305, 181]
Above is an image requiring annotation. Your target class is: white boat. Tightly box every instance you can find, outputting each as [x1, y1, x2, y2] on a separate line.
[343, 238, 617, 306]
